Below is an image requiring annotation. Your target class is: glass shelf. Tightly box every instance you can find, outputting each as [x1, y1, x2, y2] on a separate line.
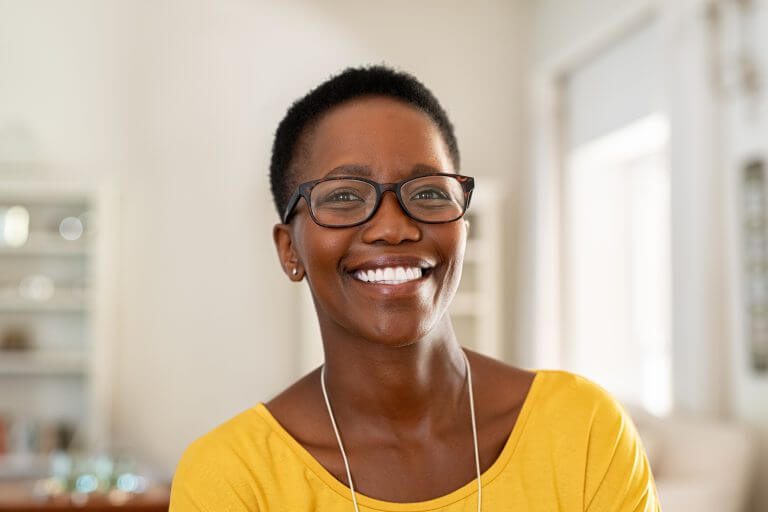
[0, 294, 89, 313]
[0, 350, 88, 376]
[0, 232, 90, 256]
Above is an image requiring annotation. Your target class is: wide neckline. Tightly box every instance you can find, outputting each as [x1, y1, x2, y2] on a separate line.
[254, 369, 543, 511]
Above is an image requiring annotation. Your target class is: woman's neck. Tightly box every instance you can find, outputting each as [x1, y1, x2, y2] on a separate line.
[319, 315, 467, 432]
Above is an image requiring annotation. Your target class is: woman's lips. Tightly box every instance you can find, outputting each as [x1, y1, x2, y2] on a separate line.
[351, 265, 424, 284]
[343, 255, 437, 275]
[341, 254, 437, 299]
[345, 266, 434, 297]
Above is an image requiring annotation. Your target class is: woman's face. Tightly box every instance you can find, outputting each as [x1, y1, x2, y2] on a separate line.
[274, 95, 467, 347]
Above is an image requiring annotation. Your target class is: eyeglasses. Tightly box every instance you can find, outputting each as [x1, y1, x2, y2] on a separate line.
[282, 173, 475, 228]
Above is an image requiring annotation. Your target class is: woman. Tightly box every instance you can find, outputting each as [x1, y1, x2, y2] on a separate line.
[170, 65, 661, 511]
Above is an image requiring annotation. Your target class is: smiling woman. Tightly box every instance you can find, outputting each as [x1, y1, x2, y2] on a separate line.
[168, 65, 662, 511]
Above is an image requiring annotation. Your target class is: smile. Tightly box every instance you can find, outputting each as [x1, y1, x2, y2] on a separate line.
[352, 266, 428, 285]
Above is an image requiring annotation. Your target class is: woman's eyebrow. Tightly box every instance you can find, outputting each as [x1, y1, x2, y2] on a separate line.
[411, 163, 446, 175]
[323, 163, 446, 178]
[324, 164, 372, 178]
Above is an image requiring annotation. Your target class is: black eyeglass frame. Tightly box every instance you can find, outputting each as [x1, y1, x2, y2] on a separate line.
[281, 173, 475, 228]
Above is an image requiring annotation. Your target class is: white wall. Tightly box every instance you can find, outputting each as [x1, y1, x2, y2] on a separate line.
[0, 1, 117, 171]
[529, 0, 649, 66]
[0, 0, 526, 476]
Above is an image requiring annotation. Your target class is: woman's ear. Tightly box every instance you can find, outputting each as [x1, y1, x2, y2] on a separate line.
[273, 223, 303, 281]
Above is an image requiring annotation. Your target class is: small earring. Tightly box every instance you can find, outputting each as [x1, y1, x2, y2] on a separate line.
[292, 267, 299, 276]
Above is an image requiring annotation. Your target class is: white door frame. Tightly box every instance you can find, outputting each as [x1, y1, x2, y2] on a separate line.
[524, 0, 728, 416]
[524, 0, 660, 369]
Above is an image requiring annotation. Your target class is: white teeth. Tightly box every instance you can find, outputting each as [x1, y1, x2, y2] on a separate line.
[352, 266, 427, 284]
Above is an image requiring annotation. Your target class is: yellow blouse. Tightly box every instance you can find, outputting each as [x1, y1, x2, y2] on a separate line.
[170, 369, 662, 511]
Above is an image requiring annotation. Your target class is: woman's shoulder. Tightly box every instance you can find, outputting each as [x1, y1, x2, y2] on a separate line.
[175, 404, 274, 469]
[177, 367, 325, 459]
[529, 369, 660, 510]
[169, 405, 275, 510]
[467, 351, 624, 424]
[532, 369, 632, 440]
[170, 370, 333, 509]
[531, 368, 627, 415]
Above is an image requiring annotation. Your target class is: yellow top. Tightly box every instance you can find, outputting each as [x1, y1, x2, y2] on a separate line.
[169, 369, 662, 511]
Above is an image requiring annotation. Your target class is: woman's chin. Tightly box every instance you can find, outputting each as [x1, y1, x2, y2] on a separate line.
[355, 317, 437, 348]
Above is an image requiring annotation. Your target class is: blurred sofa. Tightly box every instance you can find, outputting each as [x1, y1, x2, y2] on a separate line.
[624, 404, 757, 512]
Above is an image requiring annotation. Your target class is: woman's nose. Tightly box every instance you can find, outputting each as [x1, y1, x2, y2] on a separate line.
[360, 191, 421, 245]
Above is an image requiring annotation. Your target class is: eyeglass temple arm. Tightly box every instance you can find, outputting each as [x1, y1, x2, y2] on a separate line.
[282, 190, 303, 224]
[465, 177, 476, 210]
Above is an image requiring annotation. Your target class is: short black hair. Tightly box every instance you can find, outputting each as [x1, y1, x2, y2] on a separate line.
[269, 65, 461, 219]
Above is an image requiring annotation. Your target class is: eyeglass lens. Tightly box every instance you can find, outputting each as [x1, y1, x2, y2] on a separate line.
[309, 175, 466, 226]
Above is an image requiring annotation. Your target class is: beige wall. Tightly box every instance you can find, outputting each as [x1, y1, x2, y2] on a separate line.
[0, 0, 526, 476]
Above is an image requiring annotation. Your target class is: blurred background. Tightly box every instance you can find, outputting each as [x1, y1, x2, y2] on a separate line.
[0, 0, 766, 510]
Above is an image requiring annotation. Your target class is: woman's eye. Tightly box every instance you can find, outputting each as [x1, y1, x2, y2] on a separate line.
[324, 190, 364, 202]
[411, 188, 450, 201]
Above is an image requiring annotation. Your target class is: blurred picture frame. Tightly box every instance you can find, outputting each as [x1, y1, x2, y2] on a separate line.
[742, 158, 768, 373]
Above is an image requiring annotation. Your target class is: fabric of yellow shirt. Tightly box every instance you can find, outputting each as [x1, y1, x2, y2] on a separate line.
[170, 369, 662, 511]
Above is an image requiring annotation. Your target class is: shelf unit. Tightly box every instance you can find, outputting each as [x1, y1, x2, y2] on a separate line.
[297, 179, 504, 374]
[0, 177, 116, 479]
